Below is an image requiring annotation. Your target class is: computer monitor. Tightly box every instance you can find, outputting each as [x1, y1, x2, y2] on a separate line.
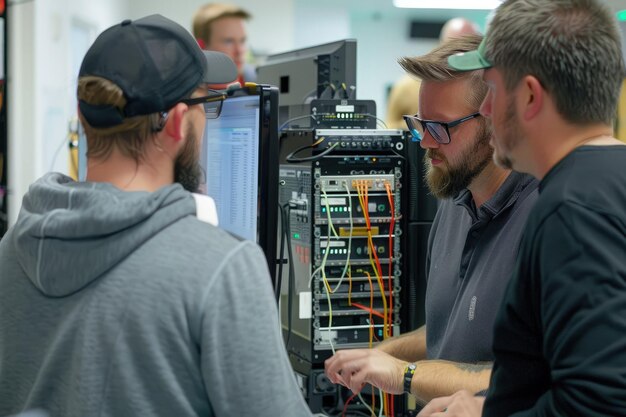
[257, 39, 357, 127]
[201, 84, 279, 278]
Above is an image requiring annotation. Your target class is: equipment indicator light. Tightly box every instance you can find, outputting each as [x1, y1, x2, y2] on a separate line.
[618, 10, 626, 21]
[293, 233, 300, 239]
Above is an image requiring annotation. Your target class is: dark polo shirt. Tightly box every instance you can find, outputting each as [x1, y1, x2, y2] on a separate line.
[484, 146, 626, 416]
[425, 171, 538, 362]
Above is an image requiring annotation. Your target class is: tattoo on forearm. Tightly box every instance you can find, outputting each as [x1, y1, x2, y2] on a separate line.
[454, 362, 493, 373]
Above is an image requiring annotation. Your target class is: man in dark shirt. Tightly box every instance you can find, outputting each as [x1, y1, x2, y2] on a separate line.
[325, 35, 538, 403]
[418, 0, 626, 415]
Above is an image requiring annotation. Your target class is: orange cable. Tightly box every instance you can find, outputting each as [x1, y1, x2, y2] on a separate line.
[360, 182, 388, 339]
[385, 182, 395, 338]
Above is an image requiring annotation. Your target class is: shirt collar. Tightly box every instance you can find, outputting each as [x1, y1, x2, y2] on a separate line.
[454, 171, 536, 221]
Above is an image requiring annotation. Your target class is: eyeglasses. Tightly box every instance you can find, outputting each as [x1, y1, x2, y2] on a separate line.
[179, 89, 227, 119]
[403, 112, 481, 144]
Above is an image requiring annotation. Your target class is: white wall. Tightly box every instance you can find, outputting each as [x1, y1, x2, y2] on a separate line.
[128, 0, 295, 57]
[7, 1, 35, 226]
[8, 0, 129, 224]
[351, 11, 437, 118]
[293, 1, 350, 49]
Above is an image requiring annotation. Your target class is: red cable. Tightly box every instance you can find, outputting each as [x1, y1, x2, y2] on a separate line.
[350, 302, 385, 320]
[342, 392, 358, 417]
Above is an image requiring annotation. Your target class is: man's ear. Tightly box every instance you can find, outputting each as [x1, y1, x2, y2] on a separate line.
[521, 75, 543, 121]
[163, 102, 188, 143]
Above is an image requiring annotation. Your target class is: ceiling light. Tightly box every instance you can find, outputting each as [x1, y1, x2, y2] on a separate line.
[393, 0, 501, 10]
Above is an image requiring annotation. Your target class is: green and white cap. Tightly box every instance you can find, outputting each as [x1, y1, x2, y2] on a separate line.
[448, 37, 492, 71]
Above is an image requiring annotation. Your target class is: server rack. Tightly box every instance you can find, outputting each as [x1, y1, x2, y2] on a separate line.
[278, 129, 412, 415]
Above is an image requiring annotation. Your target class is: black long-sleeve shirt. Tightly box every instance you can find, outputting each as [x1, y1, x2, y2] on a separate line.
[484, 145, 626, 416]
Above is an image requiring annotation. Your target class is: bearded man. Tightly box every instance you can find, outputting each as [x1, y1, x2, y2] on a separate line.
[324, 34, 538, 405]
[0, 15, 313, 417]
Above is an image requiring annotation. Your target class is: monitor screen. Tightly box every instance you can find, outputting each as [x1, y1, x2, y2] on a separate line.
[202, 85, 280, 280]
[202, 95, 260, 241]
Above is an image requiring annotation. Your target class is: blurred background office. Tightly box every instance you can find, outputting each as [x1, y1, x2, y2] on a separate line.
[2, 0, 626, 232]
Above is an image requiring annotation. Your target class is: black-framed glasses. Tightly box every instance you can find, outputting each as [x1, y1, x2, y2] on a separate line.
[179, 89, 227, 119]
[403, 112, 481, 144]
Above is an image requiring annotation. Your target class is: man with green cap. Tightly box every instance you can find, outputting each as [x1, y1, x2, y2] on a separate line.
[419, 0, 626, 415]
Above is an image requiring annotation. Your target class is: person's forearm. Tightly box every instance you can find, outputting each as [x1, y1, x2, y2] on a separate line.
[410, 360, 492, 404]
[376, 326, 426, 362]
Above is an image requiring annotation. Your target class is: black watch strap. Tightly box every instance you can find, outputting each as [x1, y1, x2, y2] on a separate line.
[403, 363, 417, 394]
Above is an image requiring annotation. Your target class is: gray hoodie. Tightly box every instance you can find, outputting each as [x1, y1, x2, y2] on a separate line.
[0, 172, 312, 417]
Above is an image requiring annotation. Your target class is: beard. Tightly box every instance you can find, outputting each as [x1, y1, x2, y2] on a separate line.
[174, 121, 205, 193]
[424, 120, 493, 199]
[493, 98, 521, 170]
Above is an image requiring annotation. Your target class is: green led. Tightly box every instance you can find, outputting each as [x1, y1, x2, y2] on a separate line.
[293, 233, 300, 239]
[618, 10, 626, 21]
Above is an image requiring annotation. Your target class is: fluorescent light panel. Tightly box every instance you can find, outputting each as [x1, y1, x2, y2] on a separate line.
[393, 0, 501, 10]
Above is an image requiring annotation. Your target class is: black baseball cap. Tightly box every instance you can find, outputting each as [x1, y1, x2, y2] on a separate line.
[78, 14, 237, 128]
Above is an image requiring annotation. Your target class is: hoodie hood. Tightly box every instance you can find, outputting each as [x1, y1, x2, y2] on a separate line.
[13, 173, 197, 297]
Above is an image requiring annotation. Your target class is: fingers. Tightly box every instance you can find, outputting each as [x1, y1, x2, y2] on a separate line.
[327, 355, 370, 391]
[418, 391, 484, 417]
[324, 349, 406, 394]
[417, 395, 453, 417]
[325, 349, 370, 386]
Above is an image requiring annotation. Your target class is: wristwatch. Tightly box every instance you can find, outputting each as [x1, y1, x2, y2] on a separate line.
[403, 363, 417, 394]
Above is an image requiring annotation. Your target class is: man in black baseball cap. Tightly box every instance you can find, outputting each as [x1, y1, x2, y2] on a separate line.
[0, 14, 314, 417]
[77, 13, 238, 192]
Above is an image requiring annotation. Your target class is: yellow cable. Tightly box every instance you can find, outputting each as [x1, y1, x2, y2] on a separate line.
[322, 273, 335, 354]
[313, 136, 325, 146]
[364, 272, 374, 349]
[357, 181, 392, 417]
[360, 183, 388, 340]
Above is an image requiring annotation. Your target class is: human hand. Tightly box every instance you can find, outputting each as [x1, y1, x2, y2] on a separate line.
[417, 390, 485, 417]
[324, 348, 406, 394]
